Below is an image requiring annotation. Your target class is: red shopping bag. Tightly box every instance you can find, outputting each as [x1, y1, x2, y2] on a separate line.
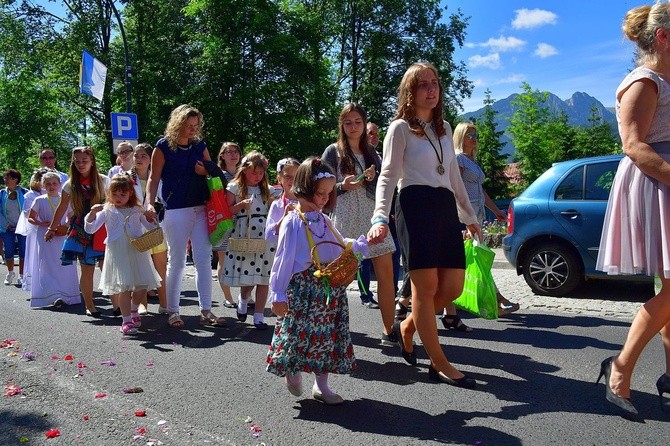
[206, 177, 234, 245]
[92, 225, 107, 252]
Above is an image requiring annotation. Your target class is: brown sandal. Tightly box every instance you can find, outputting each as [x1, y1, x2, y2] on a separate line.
[200, 311, 226, 326]
[168, 313, 184, 328]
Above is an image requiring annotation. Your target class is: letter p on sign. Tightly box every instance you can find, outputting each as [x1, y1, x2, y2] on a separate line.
[111, 112, 138, 140]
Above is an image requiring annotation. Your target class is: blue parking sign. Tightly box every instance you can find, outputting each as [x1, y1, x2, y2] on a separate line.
[111, 112, 138, 140]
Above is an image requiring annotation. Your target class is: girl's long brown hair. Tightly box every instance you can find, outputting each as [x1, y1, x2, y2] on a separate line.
[69, 146, 106, 215]
[231, 150, 271, 202]
[336, 103, 378, 176]
[393, 63, 446, 138]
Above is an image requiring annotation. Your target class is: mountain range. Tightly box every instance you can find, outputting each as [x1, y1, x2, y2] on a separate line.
[461, 92, 617, 159]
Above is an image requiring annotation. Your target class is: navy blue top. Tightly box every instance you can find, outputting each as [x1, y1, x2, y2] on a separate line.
[156, 137, 210, 210]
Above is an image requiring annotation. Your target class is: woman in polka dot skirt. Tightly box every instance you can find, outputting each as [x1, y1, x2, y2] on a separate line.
[222, 151, 276, 329]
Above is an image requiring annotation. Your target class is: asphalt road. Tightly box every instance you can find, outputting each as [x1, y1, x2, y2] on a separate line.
[0, 259, 667, 445]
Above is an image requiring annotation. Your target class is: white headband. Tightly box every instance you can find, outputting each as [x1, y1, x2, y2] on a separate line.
[313, 172, 335, 181]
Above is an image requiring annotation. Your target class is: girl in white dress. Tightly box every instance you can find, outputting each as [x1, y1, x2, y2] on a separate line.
[28, 171, 80, 308]
[84, 174, 161, 334]
[265, 158, 300, 246]
[17, 169, 46, 292]
[223, 150, 275, 329]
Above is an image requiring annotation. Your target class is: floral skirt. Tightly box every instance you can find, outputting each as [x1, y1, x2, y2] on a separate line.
[266, 267, 356, 377]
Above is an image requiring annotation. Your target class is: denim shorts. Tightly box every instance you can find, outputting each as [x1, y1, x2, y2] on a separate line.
[1, 230, 26, 260]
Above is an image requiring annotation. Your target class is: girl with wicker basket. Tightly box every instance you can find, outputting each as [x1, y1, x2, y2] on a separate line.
[266, 157, 368, 405]
[222, 150, 276, 330]
[84, 174, 162, 335]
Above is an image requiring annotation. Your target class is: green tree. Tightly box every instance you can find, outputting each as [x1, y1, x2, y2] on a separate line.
[1, 0, 476, 178]
[122, 0, 198, 146]
[570, 105, 621, 158]
[178, 0, 337, 163]
[508, 83, 556, 188]
[0, 5, 82, 175]
[472, 89, 509, 199]
[544, 110, 575, 164]
[3, 0, 131, 173]
[331, 0, 472, 125]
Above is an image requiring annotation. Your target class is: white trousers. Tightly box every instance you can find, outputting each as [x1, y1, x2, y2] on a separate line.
[163, 205, 212, 313]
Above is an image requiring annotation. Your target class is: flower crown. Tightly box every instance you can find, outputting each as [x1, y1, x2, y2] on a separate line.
[313, 172, 335, 181]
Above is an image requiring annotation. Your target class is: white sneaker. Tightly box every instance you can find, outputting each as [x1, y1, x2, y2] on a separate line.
[4, 271, 15, 285]
[17, 275, 23, 286]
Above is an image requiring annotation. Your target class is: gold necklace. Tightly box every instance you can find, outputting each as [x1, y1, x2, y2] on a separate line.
[417, 119, 445, 175]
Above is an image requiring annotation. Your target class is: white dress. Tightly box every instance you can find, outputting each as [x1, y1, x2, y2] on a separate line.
[222, 183, 274, 286]
[29, 195, 80, 308]
[87, 207, 162, 294]
[17, 190, 40, 292]
[597, 67, 670, 277]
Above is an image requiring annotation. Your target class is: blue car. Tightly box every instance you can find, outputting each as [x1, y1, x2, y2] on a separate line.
[502, 154, 651, 296]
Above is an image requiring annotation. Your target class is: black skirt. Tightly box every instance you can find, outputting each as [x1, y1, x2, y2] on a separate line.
[396, 185, 465, 271]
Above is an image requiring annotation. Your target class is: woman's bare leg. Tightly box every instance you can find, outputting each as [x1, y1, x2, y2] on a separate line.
[611, 276, 670, 397]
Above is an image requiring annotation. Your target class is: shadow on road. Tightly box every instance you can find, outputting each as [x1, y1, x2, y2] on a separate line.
[559, 277, 653, 301]
[0, 411, 51, 444]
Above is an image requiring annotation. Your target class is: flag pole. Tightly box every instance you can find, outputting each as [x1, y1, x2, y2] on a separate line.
[108, 0, 131, 113]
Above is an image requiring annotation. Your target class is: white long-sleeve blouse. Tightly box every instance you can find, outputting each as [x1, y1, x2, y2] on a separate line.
[372, 119, 478, 226]
[84, 205, 154, 243]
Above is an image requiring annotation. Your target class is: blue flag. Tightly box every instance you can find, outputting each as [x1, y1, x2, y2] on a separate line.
[79, 50, 107, 101]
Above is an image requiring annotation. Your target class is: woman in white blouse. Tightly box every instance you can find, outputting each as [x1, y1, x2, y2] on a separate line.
[368, 63, 481, 388]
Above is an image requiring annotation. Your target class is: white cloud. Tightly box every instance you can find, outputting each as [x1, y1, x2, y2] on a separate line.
[534, 43, 558, 58]
[471, 36, 526, 52]
[512, 9, 558, 29]
[469, 53, 501, 70]
[493, 74, 526, 85]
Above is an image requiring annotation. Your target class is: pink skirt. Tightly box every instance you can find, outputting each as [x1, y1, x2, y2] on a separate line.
[597, 142, 670, 278]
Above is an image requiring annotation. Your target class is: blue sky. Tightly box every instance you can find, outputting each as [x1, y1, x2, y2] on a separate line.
[444, 1, 639, 112]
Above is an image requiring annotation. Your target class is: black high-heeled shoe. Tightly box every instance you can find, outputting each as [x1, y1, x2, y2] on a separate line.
[428, 364, 476, 389]
[656, 373, 670, 410]
[391, 320, 417, 366]
[596, 357, 638, 417]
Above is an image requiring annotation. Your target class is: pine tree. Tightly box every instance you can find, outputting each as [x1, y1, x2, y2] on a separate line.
[472, 89, 509, 199]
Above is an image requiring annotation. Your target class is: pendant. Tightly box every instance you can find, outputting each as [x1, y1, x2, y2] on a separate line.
[437, 164, 445, 175]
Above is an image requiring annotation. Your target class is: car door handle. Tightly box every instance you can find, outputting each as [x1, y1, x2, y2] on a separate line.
[560, 210, 580, 217]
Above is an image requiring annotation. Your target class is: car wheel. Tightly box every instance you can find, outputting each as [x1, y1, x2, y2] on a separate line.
[522, 242, 583, 296]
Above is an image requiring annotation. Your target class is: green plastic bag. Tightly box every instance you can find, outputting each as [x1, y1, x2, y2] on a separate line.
[453, 238, 498, 320]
